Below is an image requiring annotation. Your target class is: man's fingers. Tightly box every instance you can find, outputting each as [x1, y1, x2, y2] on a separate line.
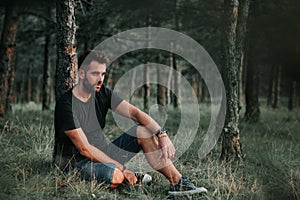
[160, 148, 168, 159]
[124, 170, 137, 185]
[158, 137, 176, 159]
[160, 147, 173, 159]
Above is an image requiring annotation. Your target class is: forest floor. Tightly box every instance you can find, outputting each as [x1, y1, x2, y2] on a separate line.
[0, 101, 299, 200]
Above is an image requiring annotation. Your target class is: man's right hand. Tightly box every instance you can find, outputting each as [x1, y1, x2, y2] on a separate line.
[123, 169, 137, 185]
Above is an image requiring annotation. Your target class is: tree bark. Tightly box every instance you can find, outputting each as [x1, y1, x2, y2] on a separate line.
[6, 47, 16, 113]
[55, 0, 78, 101]
[42, 6, 52, 110]
[0, 2, 19, 117]
[236, 0, 250, 107]
[221, 0, 243, 161]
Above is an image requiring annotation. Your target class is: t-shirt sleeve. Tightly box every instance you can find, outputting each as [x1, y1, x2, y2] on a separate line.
[55, 95, 80, 133]
[103, 87, 124, 111]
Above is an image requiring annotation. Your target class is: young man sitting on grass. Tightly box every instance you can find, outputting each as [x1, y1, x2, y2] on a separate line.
[53, 50, 207, 196]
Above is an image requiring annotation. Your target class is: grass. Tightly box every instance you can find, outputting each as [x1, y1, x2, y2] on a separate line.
[0, 101, 299, 200]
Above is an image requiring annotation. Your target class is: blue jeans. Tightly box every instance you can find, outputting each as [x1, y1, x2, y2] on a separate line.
[75, 126, 141, 183]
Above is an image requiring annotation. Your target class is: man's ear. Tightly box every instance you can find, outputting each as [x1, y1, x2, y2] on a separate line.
[78, 69, 85, 79]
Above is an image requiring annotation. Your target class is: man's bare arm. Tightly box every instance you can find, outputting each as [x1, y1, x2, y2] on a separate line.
[114, 100, 176, 159]
[114, 100, 160, 133]
[64, 128, 125, 171]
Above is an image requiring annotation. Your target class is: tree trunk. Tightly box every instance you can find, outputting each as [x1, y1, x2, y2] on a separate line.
[35, 76, 42, 103]
[55, 0, 77, 100]
[243, 0, 259, 122]
[221, 0, 243, 161]
[27, 64, 32, 102]
[267, 66, 276, 106]
[143, 65, 150, 110]
[156, 53, 166, 113]
[288, 81, 296, 111]
[167, 52, 174, 105]
[236, 0, 250, 107]
[19, 74, 26, 103]
[157, 65, 166, 114]
[191, 74, 198, 98]
[6, 47, 16, 113]
[172, 0, 182, 108]
[172, 54, 181, 109]
[244, 60, 260, 122]
[272, 64, 282, 108]
[200, 79, 206, 102]
[0, 2, 19, 117]
[129, 67, 136, 102]
[42, 6, 52, 110]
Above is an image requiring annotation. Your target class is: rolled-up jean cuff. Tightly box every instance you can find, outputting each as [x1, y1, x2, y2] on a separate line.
[75, 159, 116, 184]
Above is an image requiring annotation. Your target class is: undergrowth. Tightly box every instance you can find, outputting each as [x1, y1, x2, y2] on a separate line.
[0, 102, 299, 199]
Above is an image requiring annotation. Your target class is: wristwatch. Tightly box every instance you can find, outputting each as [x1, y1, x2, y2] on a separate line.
[155, 128, 168, 137]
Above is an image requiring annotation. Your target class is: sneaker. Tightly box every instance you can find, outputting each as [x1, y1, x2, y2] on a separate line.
[134, 172, 152, 185]
[113, 173, 152, 191]
[168, 176, 208, 196]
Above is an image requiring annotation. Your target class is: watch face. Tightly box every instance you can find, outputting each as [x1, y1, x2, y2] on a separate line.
[156, 128, 167, 136]
[161, 128, 167, 133]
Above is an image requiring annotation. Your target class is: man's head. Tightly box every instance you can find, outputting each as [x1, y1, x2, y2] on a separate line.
[78, 51, 110, 92]
[78, 50, 109, 70]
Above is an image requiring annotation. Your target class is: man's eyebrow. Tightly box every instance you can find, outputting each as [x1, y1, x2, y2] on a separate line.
[91, 71, 106, 74]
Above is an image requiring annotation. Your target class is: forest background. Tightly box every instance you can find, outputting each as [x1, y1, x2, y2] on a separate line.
[0, 0, 300, 199]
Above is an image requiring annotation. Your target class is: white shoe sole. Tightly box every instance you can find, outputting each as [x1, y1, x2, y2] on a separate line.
[141, 174, 152, 184]
[134, 173, 152, 185]
[168, 187, 208, 196]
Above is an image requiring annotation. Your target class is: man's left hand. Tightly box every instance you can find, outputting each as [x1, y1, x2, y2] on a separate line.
[158, 135, 175, 159]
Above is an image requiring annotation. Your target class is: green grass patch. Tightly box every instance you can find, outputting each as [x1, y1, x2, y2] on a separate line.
[0, 103, 299, 199]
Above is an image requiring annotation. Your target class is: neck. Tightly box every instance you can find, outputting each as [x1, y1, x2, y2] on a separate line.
[73, 85, 91, 102]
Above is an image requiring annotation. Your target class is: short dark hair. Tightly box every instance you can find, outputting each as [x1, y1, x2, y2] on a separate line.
[78, 50, 109, 70]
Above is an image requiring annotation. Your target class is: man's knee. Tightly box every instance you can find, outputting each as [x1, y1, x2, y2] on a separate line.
[136, 125, 156, 145]
[112, 168, 124, 185]
[136, 125, 153, 139]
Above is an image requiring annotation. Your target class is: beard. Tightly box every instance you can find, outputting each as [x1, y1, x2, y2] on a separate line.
[83, 78, 102, 93]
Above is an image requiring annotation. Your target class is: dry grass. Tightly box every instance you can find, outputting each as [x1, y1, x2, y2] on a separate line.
[0, 102, 299, 199]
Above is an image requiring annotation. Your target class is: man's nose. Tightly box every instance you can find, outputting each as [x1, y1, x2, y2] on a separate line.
[98, 75, 104, 82]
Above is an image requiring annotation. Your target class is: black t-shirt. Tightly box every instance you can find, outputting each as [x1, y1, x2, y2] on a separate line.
[53, 86, 123, 170]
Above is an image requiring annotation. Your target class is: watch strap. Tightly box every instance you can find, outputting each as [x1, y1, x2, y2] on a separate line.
[155, 128, 167, 137]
